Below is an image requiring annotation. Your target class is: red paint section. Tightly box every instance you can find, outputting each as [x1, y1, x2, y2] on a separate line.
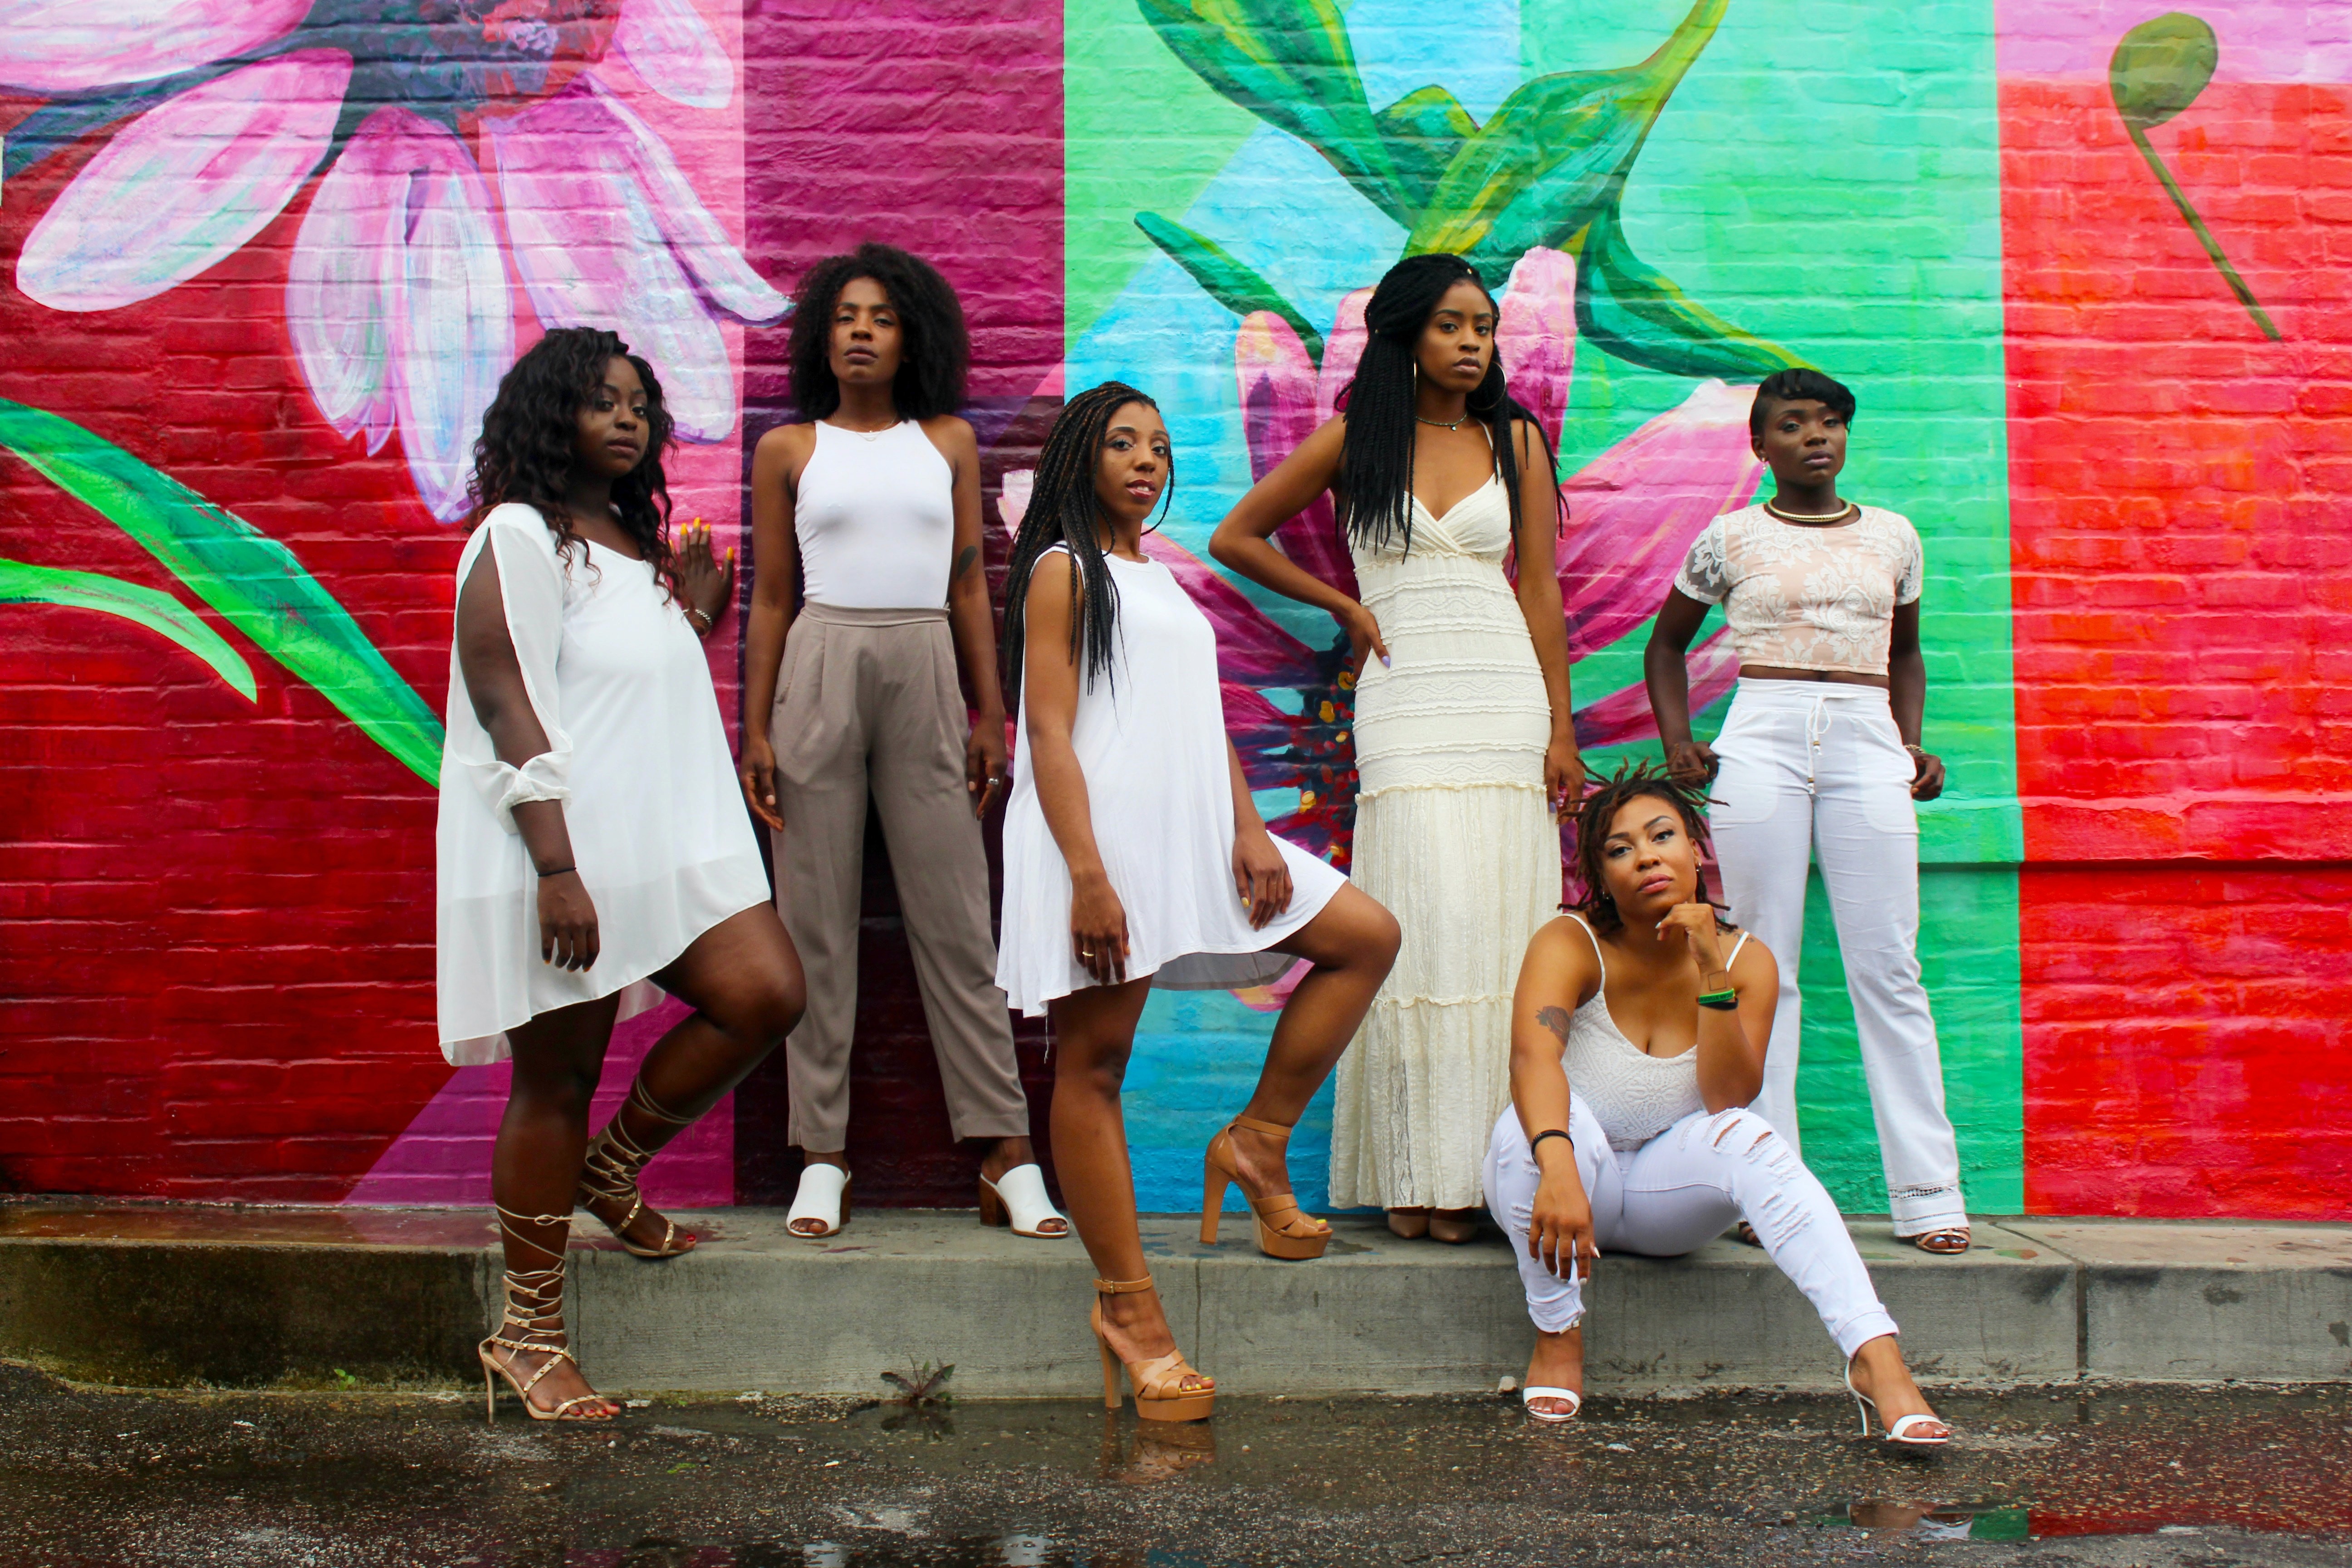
[2005, 79, 2352, 1220]
[0, 143, 455, 1199]
[2020, 864, 2352, 1218]
[735, 0, 1065, 1206]
[2003, 80, 2352, 863]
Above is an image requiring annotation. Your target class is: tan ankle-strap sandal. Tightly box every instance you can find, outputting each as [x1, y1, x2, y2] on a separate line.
[1091, 1275, 1215, 1423]
[577, 1078, 696, 1259]
[1200, 1114, 1332, 1261]
[478, 1206, 617, 1422]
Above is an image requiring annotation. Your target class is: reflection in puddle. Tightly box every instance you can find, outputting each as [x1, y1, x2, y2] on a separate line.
[1833, 1501, 2031, 1541]
[524, 1539, 1214, 1567]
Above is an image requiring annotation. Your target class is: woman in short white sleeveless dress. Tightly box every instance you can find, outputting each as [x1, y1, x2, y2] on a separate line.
[996, 382, 1398, 1421]
[1210, 254, 1581, 1240]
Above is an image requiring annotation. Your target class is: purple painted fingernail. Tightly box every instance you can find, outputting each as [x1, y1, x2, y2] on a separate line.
[1379, 653, 1392, 667]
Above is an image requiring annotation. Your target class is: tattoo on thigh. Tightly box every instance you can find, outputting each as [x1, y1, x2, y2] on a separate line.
[952, 544, 979, 582]
[1537, 1005, 1572, 1045]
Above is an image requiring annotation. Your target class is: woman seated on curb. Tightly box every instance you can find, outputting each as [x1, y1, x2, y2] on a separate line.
[1482, 763, 1950, 1444]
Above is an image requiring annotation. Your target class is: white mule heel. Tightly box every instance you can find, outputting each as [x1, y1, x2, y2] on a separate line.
[786, 1163, 850, 1239]
[978, 1163, 1068, 1239]
[1845, 1361, 1950, 1446]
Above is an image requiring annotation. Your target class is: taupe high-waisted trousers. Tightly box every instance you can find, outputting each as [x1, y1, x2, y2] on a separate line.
[770, 603, 1029, 1151]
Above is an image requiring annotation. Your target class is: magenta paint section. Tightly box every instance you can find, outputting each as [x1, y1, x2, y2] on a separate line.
[1995, 0, 2352, 82]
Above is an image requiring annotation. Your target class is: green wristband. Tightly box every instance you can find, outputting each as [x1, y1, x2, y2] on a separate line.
[1696, 988, 1739, 1012]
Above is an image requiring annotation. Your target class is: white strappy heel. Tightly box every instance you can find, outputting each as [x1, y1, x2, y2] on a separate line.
[977, 1163, 1068, 1239]
[786, 1162, 850, 1239]
[1521, 1386, 1582, 1423]
[1846, 1361, 1950, 1446]
[478, 1206, 617, 1422]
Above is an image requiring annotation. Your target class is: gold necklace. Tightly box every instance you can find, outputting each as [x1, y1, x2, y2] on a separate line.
[1762, 497, 1858, 524]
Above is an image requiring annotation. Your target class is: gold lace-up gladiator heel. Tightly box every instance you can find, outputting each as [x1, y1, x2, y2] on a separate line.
[478, 1206, 617, 1423]
[1091, 1275, 1215, 1422]
[1200, 1114, 1333, 1260]
[577, 1078, 696, 1259]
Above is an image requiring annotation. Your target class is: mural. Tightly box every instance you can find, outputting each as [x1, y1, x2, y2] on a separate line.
[0, 0, 2342, 1217]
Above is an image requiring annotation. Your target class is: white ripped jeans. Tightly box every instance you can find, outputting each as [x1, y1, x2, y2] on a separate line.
[1484, 1101, 1900, 1360]
[1706, 679, 1966, 1237]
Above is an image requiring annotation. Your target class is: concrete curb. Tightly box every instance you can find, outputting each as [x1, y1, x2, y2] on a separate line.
[2, 1207, 2346, 1396]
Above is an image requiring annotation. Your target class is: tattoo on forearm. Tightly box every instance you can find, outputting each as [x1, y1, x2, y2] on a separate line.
[952, 545, 978, 583]
[1537, 1005, 1572, 1045]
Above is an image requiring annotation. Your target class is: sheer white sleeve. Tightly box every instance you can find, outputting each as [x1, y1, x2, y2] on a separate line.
[1672, 518, 1731, 604]
[1891, 514, 1925, 606]
[450, 506, 573, 833]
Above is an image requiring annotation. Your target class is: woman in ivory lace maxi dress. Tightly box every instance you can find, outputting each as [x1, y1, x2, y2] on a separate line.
[1210, 254, 1582, 1237]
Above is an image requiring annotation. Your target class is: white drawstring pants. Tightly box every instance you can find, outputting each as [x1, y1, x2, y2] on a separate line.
[1706, 679, 1966, 1236]
[1484, 1100, 1900, 1360]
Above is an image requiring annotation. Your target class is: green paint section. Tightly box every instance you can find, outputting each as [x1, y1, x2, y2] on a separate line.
[1526, 0, 2019, 867]
[1066, 0, 1269, 349]
[1534, 1, 2024, 1210]
[0, 399, 446, 784]
[1792, 865, 2024, 1215]
[0, 556, 257, 699]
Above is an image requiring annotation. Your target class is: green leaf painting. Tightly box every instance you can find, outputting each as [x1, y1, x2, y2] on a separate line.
[1373, 86, 1479, 217]
[1406, 0, 1727, 279]
[1137, 0, 1413, 225]
[1137, 212, 1327, 363]
[1576, 203, 1809, 380]
[1132, 0, 1800, 381]
[2109, 12, 2280, 340]
[0, 399, 446, 783]
[0, 556, 257, 699]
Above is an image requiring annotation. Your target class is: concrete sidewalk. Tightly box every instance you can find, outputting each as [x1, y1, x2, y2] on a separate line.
[2, 1204, 2346, 1397]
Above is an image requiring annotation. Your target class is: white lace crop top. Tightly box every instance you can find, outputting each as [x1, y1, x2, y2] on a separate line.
[1671, 504, 1924, 676]
[1557, 914, 1749, 1152]
[794, 420, 956, 609]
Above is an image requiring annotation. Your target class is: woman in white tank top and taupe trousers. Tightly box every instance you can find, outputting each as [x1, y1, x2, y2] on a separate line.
[742, 245, 1064, 1241]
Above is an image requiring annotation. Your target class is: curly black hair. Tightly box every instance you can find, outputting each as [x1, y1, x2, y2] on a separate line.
[467, 327, 680, 599]
[1569, 760, 1732, 934]
[786, 243, 969, 421]
[999, 382, 1171, 704]
[1336, 252, 1556, 559]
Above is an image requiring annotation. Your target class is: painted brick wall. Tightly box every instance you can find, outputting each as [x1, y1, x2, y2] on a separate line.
[0, 0, 2345, 1221]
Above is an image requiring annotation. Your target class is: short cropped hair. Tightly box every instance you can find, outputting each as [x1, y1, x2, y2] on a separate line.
[1748, 367, 1857, 441]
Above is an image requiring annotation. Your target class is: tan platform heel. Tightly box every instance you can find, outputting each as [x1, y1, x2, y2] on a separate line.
[577, 1078, 696, 1259]
[1091, 1275, 1215, 1423]
[477, 1206, 618, 1423]
[1199, 1114, 1332, 1261]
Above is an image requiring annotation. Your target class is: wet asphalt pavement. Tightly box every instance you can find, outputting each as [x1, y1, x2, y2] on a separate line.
[3, 1362, 2348, 1567]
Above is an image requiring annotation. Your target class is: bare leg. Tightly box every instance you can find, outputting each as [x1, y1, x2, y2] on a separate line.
[1048, 979, 1207, 1392]
[1219, 883, 1401, 1207]
[578, 905, 807, 1253]
[1846, 1334, 1948, 1439]
[489, 993, 624, 1419]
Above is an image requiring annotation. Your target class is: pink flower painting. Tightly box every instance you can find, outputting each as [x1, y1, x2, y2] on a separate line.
[4, 0, 784, 519]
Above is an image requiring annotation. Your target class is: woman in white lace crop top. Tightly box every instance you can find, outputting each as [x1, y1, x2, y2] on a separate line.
[1643, 368, 1970, 1256]
[1482, 766, 1950, 1444]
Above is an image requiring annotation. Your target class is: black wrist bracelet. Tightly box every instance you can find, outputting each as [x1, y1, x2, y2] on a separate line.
[536, 865, 576, 878]
[1529, 1128, 1573, 1158]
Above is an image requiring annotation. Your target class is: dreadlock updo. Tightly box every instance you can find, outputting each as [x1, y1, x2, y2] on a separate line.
[786, 242, 969, 421]
[1336, 252, 1555, 558]
[1569, 760, 1734, 935]
[1000, 382, 1172, 703]
[468, 326, 680, 600]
